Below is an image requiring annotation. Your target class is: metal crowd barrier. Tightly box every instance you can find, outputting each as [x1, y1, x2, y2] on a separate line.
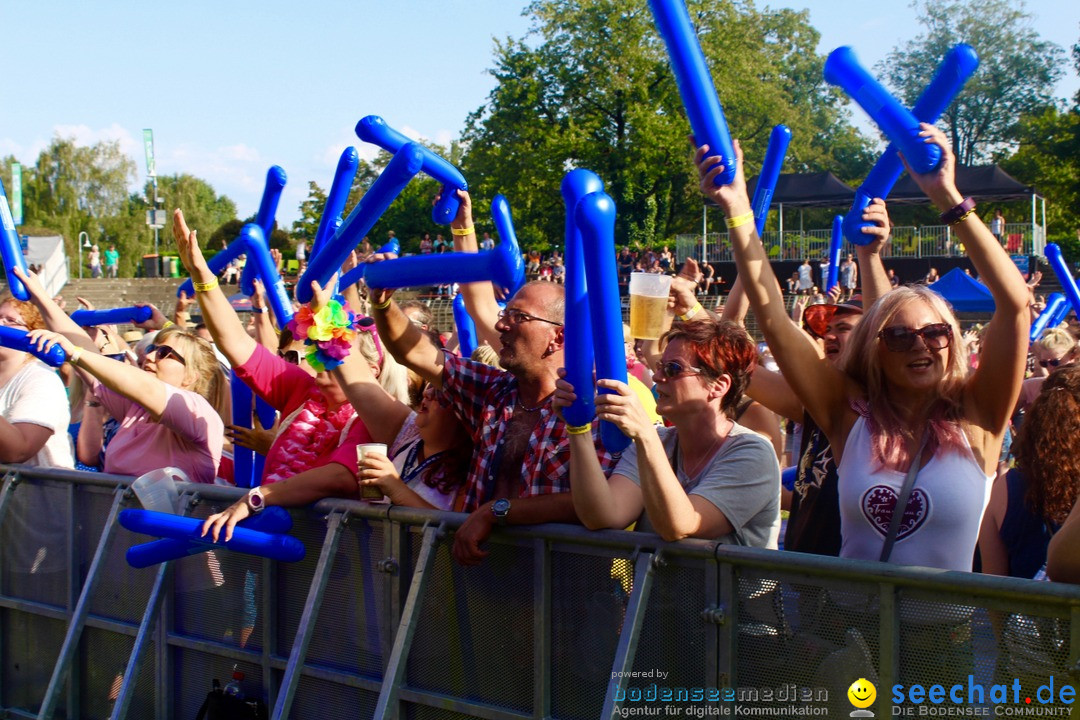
[1, 465, 1078, 720]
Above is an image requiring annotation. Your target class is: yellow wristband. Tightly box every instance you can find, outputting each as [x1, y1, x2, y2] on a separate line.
[677, 302, 704, 322]
[67, 348, 82, 366]
[161, 319, 175, 329]
[370, 297, 392, 311]
[567, 424, 592, 435]
[725, 212, 755, 229]
[193, 278, 219, 293]
[451, 226, 475, 237]
[949, 208, 976, 226]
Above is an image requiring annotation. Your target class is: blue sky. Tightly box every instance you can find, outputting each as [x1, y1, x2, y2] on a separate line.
[2, 1, 1077, 227]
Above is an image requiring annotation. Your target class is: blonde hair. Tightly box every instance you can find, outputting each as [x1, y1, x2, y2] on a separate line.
[356, 331, 411, 405]
[1038, 327, 1077, 355]
[156, 326, 229, 420]
[840, 286, 969, 470]
[471, 343, 502, 369]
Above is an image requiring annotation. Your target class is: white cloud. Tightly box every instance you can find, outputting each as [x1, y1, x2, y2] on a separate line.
[52, 123, 140, 158]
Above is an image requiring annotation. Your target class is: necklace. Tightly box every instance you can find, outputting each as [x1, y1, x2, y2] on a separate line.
[516, 393, 551, 413]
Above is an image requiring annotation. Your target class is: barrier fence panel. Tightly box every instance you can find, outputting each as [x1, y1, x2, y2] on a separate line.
[2, 467, 1080, 720]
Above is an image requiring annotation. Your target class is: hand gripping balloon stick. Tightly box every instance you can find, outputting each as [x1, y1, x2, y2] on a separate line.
[560, 169, 605, 430]
[751, 125, 792, 237]
[0, 179, 30, 301]
[453, 293, 479, 360]
[311, 147, 360, 259]
[119, 509, 305, 563]
[1030, 293, 1066, 343]
[648, 0, 737, 186]
[71, 306, 153, 327]
[361, 200, 525, 293]
[576, 191, 631, 453]
[841, 45, 979, 245]
[1046, 244, 1080, 319]
[239, 166, 287, 296]
[0, 325, 66, 367]
[296, 144, 425, 304]
[335, 238, 404, 290]
[824, 46, 941, 176]
[126, 507, 293, 568]
[238, 224, 294, 326]
[825, 215, 844, 292]
[356, 116, 469, 225]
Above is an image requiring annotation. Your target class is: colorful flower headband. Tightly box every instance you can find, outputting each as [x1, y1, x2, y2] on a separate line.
[286, 296, 361, 371]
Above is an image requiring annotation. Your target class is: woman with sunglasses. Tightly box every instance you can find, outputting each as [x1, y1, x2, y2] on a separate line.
[0, 293, 74, 468]
[172, 210, 388, 501]
[554, 317, 780, 545]
[14, 269, 227, 484]
[696, 124, 1030, 571]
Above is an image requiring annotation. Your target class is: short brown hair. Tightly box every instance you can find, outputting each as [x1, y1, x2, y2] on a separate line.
[661, 318, 757, 416]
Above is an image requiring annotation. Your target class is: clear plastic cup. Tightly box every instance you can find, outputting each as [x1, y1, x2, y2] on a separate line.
[356, 443, 389, 500]
[629, 272, 672, 339]
[130, 467, 187, 514]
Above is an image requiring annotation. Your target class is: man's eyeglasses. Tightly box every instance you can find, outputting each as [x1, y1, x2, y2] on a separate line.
[498, 308, 563, 327]
[877, 323, 952, 353]
[145, 344, 187, 366]
[654, 360, 708, 381]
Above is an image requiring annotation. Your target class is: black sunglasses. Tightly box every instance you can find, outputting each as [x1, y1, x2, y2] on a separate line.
[1039, 356, 1072, 369]
[145, 344, 187, 366]
[878, 323, 952, 353]
[654, 360, 708, 381]
[105, 352, 128, 363]
[498, 308, 563, 327]
[279, 349, 301, 366]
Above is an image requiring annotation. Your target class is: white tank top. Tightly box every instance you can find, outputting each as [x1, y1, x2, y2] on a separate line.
[837, 416, 993, 571]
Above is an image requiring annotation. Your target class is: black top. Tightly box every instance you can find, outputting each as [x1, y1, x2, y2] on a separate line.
[784, 412, 842, 556]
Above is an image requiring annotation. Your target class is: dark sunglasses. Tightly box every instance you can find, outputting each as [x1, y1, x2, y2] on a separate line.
[1039, 357, 1072, 369]
[279, 349, 301, 365]
[654, 360, 708, 381]
[498, 308, 563, 327]
[105, 352, 128, 363]
[145, 344, 187, 366]
[877, 323, 952, 353]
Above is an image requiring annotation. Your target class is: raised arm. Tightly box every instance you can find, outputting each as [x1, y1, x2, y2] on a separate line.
[855, 199, 893, 307]
[367, 265, 446, 388]
[904, 126, 1029, 437]
[172, 210, 259, 367]
[696, 142, 853, 448]
[13, 267, 97, 353]
[445, 190, 503, 350]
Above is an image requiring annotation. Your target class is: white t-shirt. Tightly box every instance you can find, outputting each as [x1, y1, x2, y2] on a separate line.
[0, 360, 74, 469]
[615, 424, 781, 548]
[797, 264, 813, 290]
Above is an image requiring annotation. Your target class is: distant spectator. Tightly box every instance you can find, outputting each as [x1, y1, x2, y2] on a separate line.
[295, 239, 307, 265]
[104, 244, 119, 278]
[990, 209, 1005, 245]
[480, 232, 495, 252]
[89, 245, 102, 279]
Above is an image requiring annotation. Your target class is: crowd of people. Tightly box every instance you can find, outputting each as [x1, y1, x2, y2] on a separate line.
[2, 131, 1079, 609]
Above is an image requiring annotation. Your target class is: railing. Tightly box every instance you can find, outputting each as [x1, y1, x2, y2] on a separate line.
[676, 222, 1042, 264]
[2, 466, 1078, 720]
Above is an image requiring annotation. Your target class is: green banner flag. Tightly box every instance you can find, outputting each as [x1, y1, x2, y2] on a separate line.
[10, 163, 21, 226]
[143, 129, 156, 177]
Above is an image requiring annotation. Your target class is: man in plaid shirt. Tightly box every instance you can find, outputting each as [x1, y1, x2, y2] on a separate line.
[370, 279, 619, 565]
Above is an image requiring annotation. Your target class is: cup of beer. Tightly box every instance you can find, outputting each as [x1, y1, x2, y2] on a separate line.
[629, 272, 672, 339]
[356, 443, 389, 500]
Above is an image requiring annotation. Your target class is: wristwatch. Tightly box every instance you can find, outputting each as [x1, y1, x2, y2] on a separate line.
[491, 498, 511, 525]
[246, 487, 266, 514]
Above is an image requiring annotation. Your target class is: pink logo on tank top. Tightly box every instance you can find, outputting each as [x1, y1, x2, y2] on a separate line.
[861, 486, 930, 540]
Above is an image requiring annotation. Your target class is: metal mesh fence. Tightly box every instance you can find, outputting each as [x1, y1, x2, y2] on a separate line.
[1, 469, 1079, 719]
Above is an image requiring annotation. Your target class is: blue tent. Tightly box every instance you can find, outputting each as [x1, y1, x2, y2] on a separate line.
[928, 267, 995, 312]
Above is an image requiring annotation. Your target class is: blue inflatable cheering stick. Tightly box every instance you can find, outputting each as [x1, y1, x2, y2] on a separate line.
[824, 46, 941, 175]
[560, 169, 605, 429]
[335, 238, 405, 291]
[648, 0, 737, 187]
[312, 148, 360, 259]
[491, 195, 527, 297]
[356, 116, 468, 225]
[576, 191, 631, 453]
[126, 507, 293, 568]
[825, 216, 844, 292]
[840, 45, 979, 246]
[238, 224, 294, 327]
[119, 509, 305, 564]
[751, 125, 792, 237]
[239, 166, 287, 296]
[1046, 244, 1080, 320]
[453, 293, 479, 360]
[71, 306, 153, 327]
[1030, 293, 1066, 343]
[296, 144, 425, 304]
[0, 179, 29, 301]
[0, 325, 66, 367]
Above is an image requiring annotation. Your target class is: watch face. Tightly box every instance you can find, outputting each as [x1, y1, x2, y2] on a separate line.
[248, 489, 265, 510]
[492, 498, 511, 516]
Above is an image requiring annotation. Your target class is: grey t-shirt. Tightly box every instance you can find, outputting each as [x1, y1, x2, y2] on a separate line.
[614, 424, 781, 548]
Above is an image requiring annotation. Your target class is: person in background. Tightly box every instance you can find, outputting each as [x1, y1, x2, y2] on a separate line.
[89, 245, 102, 279]
[990, 209, 1006, 245]
[104, 244, 119, 278]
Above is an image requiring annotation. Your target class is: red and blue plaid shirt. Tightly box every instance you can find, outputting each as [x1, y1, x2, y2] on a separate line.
[442, 353, 620, 512]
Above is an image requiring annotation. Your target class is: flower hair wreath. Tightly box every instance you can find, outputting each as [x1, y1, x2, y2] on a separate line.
[286, 296, 363, 371]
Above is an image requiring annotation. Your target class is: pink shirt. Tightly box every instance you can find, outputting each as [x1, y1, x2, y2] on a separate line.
[97, 382, 224, 484]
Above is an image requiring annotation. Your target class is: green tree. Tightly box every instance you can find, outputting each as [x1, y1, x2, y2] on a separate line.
[879, 0, 1064, 165]
[291, 181, 327, 247]
[461, 0, 872, 248]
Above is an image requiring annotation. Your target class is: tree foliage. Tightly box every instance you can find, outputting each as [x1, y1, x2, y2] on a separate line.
[460, 0, 873, 248]
[880, 0, 1064, 165]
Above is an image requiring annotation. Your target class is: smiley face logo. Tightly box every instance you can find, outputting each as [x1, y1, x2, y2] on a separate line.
[847, 678, 876, 709]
